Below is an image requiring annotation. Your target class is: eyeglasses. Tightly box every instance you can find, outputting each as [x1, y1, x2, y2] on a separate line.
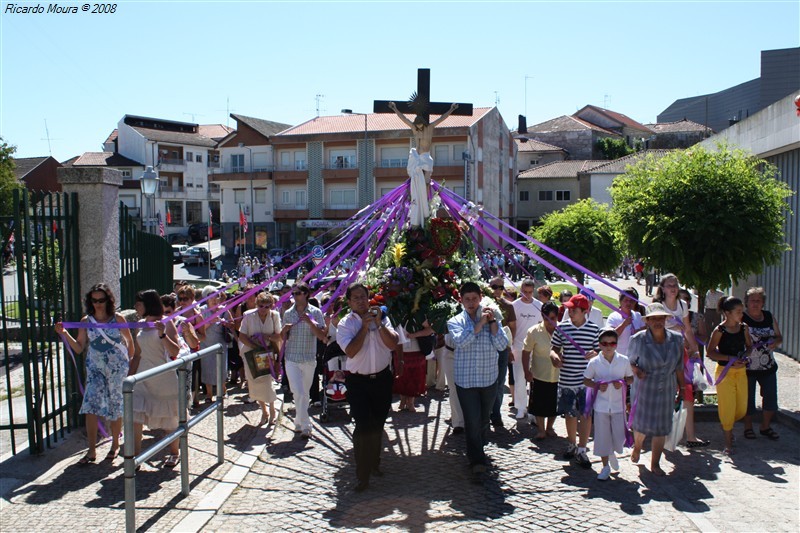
[490, 285, 504, 290]
[599, 341, 618, 347]
[91, 297, 108, 304]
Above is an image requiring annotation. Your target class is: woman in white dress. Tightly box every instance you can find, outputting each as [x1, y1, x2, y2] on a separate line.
[238, 291, 282, 426]
[131, 290, 182, 467]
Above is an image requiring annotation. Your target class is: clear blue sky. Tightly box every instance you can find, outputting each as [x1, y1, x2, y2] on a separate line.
[1, 1, 798, 162]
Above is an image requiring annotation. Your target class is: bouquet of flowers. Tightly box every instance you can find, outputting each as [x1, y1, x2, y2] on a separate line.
[365, 214, 480, 334]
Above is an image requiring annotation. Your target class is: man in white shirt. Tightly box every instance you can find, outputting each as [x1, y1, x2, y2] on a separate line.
[337, 283, 399, 493]
[511, 279, 542, 421]
[579, 287, 605, 328]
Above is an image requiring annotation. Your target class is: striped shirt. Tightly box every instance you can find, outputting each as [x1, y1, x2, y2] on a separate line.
[552, 319, 600, 389]
[448, 307, 509, 388]
[283, 304, 325, 364]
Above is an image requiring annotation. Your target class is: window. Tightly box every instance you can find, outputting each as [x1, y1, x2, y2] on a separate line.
[381, 147, 408, 168]
[330, 189, 356, 208]
[195, 154, 202, 163]
[166, 201, 183, 226]
[186, 201, 202, 225]
[280, 152, 291, 170]
[434, 145, 450, 166]
[519, 191, 530, 202]
[281, 191, 290, 205]
[121, 169, 132, 178]
[231, 154, 244, 173]
[295, 190, 306, 207]
[186, 151, 193, 161]
[253, 152, 269, 171]
[294, 151, 307, 170]
[556, 190, 571, 201]
[234, 189, 245, 204]
[538, 190, 553, 201]
[452, 144, 466, 162]
[530, 159, 539, 166]
[329, 149, 356, 169]
[255, 188, 267, 204]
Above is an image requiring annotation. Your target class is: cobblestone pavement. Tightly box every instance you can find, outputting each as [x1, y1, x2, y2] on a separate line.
[1, 354, 798, 532]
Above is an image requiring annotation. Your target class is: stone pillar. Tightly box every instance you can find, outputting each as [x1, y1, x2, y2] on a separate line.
[58, 167, 123, 302]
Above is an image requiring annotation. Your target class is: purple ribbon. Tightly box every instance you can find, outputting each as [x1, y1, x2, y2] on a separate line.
[583, 379, 633, 448]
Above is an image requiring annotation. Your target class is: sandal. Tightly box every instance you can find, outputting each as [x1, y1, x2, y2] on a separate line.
[105, 448, 119, 461]
[686, 439, 710, 448]
[78, 453, 96, 465]
[164, 454, 180, 468]
[744, 429, 757, 439]
[759, 427, 780, 440]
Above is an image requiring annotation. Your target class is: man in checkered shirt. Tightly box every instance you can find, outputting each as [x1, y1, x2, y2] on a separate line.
[447, 281, 509, 477]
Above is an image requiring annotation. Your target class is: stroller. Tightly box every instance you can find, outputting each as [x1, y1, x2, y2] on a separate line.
[319, 339, 350, 423]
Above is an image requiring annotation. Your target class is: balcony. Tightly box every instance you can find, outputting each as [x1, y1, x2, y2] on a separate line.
[273, 168, 308, 182]
[274, 207, 309, 219]
[160, 185, 185, 197]
[323, 207, 358, 219]
[158, 157, 185, 168]
[207, 161, 220, 169]
[210, 169, 273, 183]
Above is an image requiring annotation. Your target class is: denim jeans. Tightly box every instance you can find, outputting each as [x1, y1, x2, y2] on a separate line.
[491, 348, 510, 422]
[456, 383, 496, 466]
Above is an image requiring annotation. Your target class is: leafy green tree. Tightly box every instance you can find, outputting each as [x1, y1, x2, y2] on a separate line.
[528, 199, 621, 285]
[0, 137, 22, 219]
[610, 143, 794, 295]
[597, 137, 634, 160]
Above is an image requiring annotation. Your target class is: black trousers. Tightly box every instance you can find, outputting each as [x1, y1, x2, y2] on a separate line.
[346, 367, 393, 483]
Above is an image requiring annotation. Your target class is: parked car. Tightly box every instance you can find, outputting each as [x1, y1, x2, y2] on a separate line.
[172, 245, 188, 263]
[188, 223, 220, 243]
[181, 246, 210, 266]
[168, 233, 188, 245]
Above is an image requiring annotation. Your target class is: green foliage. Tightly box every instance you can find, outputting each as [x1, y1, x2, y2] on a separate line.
[33, 238, 62, 303]
[529, 199, 621, 285]
[0, 137, 23, 219]
[597, 137, 634, 160]
[610, 143, 794, 290]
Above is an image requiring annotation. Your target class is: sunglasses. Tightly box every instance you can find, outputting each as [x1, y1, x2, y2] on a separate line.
[91, 297, 108, 304]
[490, 285, 504, 290]
[291, 292, 304, 296]
[599, 341, 618, 347]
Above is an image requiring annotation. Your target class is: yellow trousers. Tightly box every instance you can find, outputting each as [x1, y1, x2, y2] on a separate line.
[715, 365, 748, 431]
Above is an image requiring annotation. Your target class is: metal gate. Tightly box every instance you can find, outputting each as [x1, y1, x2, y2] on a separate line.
[1, 189, 82, 455]
[118, 204, 173, 309]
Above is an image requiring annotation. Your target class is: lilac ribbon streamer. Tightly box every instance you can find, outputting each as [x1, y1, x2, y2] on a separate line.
[583, 379, 633, 448]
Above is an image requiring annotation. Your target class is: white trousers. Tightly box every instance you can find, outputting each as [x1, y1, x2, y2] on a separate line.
[511, 348, 528, 418]
[440, 349, 464, 428]
[285, 360, 316, 432]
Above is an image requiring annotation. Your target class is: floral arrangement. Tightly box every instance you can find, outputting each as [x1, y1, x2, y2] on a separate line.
[365, 212, 481, 334]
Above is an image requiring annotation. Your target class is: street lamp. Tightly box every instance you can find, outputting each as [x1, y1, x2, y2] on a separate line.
[139, 165, 160, 234]
[341, 109, 369, 203]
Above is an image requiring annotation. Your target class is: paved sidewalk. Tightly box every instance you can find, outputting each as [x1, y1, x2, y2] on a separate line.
[1, 355, 798, 532]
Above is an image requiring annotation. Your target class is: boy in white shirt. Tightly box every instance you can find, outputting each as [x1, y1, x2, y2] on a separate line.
[583, 329, 633, 481]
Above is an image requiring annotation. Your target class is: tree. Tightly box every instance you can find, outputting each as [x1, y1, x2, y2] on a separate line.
[0, 137, 22, 219]
[610, 143, 794, 294]
[597, 137, 634, 160]
[528, 199, 621, 286]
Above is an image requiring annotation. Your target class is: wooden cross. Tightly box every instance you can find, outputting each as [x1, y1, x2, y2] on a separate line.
[374, 68, 473, 125]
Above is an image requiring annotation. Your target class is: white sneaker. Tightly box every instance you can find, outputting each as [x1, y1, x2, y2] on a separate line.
[597, 464, 611, 481]
[608, 453, 619, 472]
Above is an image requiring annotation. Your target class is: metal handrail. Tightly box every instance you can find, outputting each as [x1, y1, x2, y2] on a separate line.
[123, 342, 224, 533]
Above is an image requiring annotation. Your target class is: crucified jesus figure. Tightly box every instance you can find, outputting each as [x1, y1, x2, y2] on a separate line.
[387, 101, 459, 227]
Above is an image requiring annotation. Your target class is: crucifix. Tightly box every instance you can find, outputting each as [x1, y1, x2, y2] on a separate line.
[374, 68, 473, 226]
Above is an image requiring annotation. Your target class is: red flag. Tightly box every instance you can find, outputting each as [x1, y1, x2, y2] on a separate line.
[208, 209, 213, 240]
[239, 206, 248, 233]
[166, 210, 172, 225]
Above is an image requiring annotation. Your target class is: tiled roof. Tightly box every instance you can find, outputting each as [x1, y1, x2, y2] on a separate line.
[518, 160, 605, 179]
[11, 156, 49, 179]
[583, 149, 675, 174]
[198, 124, 234, 141]
[525, 115, 619, 136]
[576, 105, 653, 133]
[514, 138, 566, 153]
[72, 152, 143, 167]
[231, 114, 292, 138]
[131, 127, 218, 148]
[645, 119, 713, 133]
[104, 129, 118, 144]
[60, 156, 80, 167]
[277, 107, 493, 137]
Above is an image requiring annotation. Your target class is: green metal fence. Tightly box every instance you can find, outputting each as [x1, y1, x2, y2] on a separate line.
[119, 203, 173, 309]
[0, 189, 81, 455]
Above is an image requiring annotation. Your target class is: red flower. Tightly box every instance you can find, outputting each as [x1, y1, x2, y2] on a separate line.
[432, 286, 446, 300]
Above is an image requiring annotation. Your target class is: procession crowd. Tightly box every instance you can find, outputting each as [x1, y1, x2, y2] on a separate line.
[54, 265, 783, 490]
